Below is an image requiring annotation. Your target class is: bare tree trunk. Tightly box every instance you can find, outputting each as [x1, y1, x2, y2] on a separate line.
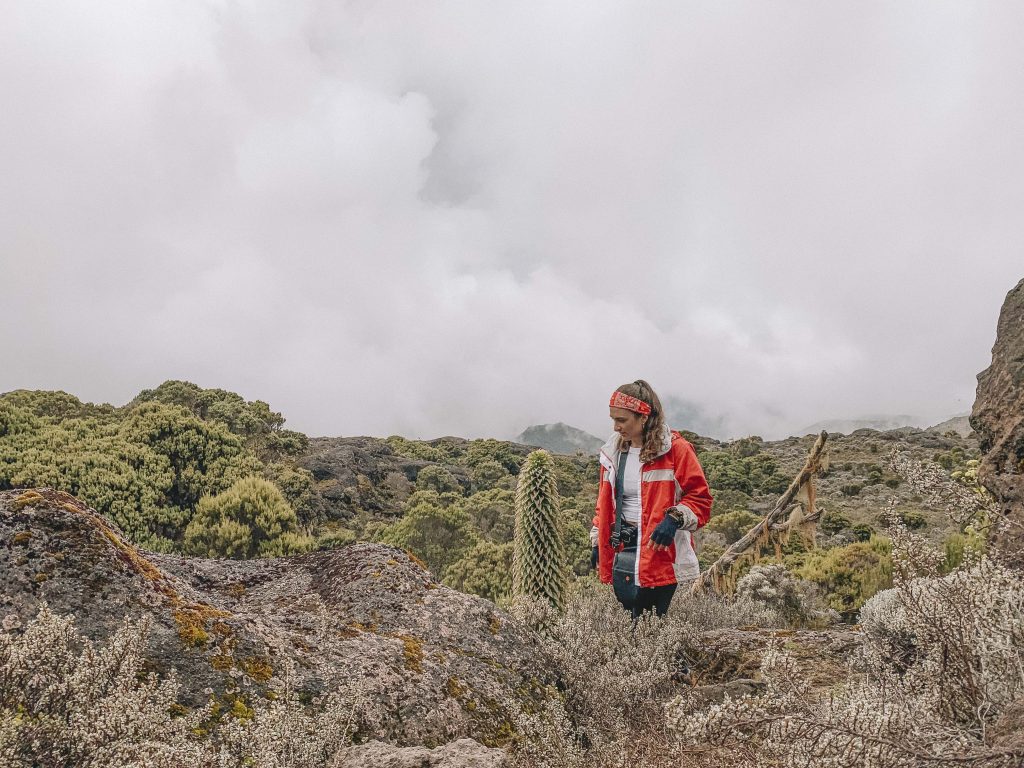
[693, 431, 829, 595]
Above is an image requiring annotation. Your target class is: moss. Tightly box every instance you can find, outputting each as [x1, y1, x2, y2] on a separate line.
[12, 531, 32, 546]
[239, 655, 273, 683]
[210, 652, 234, 671]
[488, 614, 502, 635]
[229, 698, 254, 720]
[169, 703, 190, 718]
[397, 633, 424, 673]
[445, 676, 467, 698]
[12, 490, 45, 510]
[226, 582, 246, 598]
[211, 621, 232, 637]
[481, 719, 516, 748]
[34, 572, 49, 583]
[406, 550, 428, 570]
[174, 609, 210, 648]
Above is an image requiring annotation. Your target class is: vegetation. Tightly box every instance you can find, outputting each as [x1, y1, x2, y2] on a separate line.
[0, 383, 987, 619]
[184, 477, 315, 559]
[512, 450, 567, 610]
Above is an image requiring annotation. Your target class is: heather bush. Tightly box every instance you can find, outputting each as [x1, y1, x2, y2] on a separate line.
[0, 605, 361, 767]
[667, 515, 1024, 768]
[507, 580, 784, 768]
[0, 605, 211, 767]
[734, 565, 836, 627]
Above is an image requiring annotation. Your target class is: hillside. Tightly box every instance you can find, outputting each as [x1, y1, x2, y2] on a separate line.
[513, 423, 603, 454]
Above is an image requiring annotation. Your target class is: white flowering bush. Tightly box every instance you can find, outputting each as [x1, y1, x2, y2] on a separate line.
[0, 604, 211, 768]
[0, 605, 360, 768]
[667, 518, 1024, 768]
[734, 564, 837, 627]
[507, 579, 785, 768]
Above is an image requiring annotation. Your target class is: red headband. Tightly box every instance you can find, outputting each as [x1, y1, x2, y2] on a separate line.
[609, 391, 651, 415]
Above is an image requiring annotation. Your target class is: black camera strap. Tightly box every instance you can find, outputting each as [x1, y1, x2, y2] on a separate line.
[613, 446, 630, 548]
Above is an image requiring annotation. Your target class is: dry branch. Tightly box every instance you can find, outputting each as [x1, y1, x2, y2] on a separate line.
[693, 431, 829, 595]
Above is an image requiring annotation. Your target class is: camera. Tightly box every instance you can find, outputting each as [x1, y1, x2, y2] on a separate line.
[609, 522, 638, 549]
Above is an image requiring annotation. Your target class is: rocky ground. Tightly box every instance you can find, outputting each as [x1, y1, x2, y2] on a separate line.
[0, 488, 557, 748]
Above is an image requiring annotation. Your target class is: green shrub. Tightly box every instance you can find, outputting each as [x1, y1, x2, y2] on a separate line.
[789, 536, 892, 616]
[377, 495, 477, 578]
[840, 483, 863, 497]
[444, 541, 514, 602]
[705, 510, 762, 545]
[709, 488, 752, 515]
[414, 465, 461, 494]
[819, 511, 852, 536]
[184, 477, 314, 558]
[900, 510, 927, 529]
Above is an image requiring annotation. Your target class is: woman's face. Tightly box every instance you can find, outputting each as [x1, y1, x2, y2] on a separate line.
[610, 406, 646, 444]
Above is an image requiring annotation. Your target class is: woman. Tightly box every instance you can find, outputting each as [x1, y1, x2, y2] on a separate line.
[591, 380, 712, 619]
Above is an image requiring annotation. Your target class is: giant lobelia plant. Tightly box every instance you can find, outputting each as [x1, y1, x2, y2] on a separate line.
[512, 450, 567, 610]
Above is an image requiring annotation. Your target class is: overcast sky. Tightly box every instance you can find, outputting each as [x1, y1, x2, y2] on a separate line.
[2, 2, 1021, 441]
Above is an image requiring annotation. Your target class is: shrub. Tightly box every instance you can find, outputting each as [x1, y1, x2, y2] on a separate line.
[668, 549, 1024, 767]
[900, 509, 927, 529]
[820, 510, 852, 535]
[734, 565, 835, 627]
[377, 495, 477, 578]
[839, 483, 863, 496]
[788, 536, 893, 616]
[709, 488, 752, 515]
[0, 605, 360, 767]
[444, 541, 514, 602]
[184, 477, 314, 559]
[414, 465, 461, 494]
[704, 509, 762, 545]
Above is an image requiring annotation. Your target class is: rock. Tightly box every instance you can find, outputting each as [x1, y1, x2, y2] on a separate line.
[296, 437, 485, 520]
[971, 278, 1024, 568]
[331, 739, 508, 768]
[685, 679, 765, 708]
[682, 626, 863, 689]
[0, 488, 556, 747]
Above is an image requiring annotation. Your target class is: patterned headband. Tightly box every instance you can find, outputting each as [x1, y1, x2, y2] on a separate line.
[609, 391, 652, 415]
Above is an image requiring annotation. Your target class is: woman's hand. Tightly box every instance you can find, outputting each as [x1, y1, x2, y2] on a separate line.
[647, 514, 679, 552]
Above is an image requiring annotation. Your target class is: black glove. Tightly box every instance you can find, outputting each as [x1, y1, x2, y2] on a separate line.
[649, 515, 679, 547]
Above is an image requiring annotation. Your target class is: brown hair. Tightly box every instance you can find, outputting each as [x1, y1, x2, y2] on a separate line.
[614, 379, 666, 463]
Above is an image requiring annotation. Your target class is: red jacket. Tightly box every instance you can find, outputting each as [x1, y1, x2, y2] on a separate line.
[594, 428, 712, 587]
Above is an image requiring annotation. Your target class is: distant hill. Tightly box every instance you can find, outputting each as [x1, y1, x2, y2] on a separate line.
[514, 423, 603, 454]
[926, 414, 973, 437]
[797, 415, 920, 436]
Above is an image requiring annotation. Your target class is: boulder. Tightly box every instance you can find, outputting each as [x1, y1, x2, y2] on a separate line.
[331, 738, 507, 767]
[972, 278, 1024, 568]
[0, 488, 556, 747]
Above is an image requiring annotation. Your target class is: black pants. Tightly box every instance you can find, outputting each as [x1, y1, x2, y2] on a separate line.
[630, 583, 677, 620]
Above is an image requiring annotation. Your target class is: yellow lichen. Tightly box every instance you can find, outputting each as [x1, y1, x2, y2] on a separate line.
[405, 550, 428, 570]
[12, 531, 31, 545]
[446, 676, 467, 698]
[34, 572, 49, 583]
[12, 491, 45, 510]
[210, 653, 234, 671]
[174, 610, 210, 648]
[229, 698, 254, 720]
[488, 614, 501, 635]
[239, 655, 273, 684]
[398, 633, 424, 673]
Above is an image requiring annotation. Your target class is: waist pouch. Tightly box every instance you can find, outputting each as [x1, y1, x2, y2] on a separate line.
[612, 547, 640, 609]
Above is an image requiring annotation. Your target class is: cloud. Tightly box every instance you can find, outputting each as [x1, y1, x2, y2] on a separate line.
[1, 1, 1021, 441]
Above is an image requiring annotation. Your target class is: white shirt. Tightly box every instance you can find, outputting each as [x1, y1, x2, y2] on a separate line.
[619, 447, 642, 524]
